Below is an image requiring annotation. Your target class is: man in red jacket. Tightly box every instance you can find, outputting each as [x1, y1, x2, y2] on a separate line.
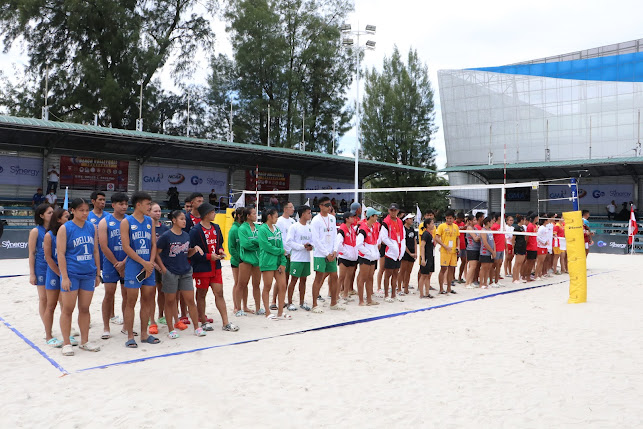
[380, 203, 404, 303]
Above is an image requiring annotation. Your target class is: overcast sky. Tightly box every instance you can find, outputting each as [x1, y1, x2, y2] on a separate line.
[2, 0, 643, 169]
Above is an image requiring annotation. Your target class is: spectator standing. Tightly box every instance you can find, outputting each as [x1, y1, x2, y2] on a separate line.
[47, 166, 60, 194]
[606, 200, 616, 221]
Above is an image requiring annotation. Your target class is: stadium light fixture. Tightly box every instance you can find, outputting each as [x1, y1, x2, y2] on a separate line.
[365, 40, 376, 50]
[342, 38, 354, 46]
[340, 24, 352, 33]
[365, 25, 376, 34]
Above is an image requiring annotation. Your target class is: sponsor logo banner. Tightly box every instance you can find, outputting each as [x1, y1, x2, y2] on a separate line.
[589, 233, 629, 254]
[142, 165, 227, 195]
[60, 156, 128, 191]
[0, 229, 30, 259]
[0, 155, 43, 186]
[548, 184, 634, 206]
[304, 178, 353, 201]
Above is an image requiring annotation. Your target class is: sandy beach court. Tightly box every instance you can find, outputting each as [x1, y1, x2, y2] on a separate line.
[1, 253, 642, 428]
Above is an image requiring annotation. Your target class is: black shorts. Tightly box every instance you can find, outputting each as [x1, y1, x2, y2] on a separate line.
[514, 246, 526, 256]
[419, 261, 434, 275]
[339, 258, 358, 267]
[401, 253, 416, 263]
[466, 250, 480, 261]
[231, 263, 239, 269]
[384, 257, 401, 270]
[527, 250, 537, 260]
[358, 257, 377, 266]
[379, 246, 386, 257]
[479, 255, 493, 264]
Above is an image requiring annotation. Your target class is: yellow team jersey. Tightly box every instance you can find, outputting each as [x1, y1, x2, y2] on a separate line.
[436, 222, 460, 254]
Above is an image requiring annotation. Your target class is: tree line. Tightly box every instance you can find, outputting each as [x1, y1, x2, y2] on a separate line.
[0, 0, 447, 210]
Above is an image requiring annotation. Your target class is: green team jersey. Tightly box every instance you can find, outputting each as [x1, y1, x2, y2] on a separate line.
[228, 221, 241, 266]
[238, 221, 260, 266]
[257, 223, 287, 272]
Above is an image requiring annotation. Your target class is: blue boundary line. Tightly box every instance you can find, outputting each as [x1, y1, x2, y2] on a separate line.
[0, 314, 69, 375]
[0, 274, 28, 279]
[74, 271, 608, 374]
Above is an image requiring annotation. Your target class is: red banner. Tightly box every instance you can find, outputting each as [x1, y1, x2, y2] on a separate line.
[60, 156, 128, 192]
[245, 170, 290, 191]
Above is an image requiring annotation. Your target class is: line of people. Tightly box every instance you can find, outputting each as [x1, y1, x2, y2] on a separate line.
[28, 188, 573, 357]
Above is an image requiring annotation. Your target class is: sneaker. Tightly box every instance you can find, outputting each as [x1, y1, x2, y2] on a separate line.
[300, 303, 312, 311]
[157, 316, 167, 325]
[201, 322, 214, 331]
[222, 323, 239, 332]
[109, 316, 123, 325]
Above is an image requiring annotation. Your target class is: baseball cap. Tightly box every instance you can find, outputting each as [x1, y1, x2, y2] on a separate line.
[343, 211, 356, 219]
[365, 207, 381, 218]
[402, 213, 414, 221]
[388, 203, 400, 210]
[197, 202, 216, 218]
[350, 202, 361, 212]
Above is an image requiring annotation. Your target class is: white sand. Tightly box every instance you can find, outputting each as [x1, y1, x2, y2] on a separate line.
[1, 254, 642, 428]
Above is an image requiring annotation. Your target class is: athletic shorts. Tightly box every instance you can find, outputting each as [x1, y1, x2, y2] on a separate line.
[384, 257, 401, 270]
[194, 269, 223, 289]
[358, 257, 377, 266]
[559, 238, 567, 251]
[125, 260, 155, 288]
[285, 257, 290, 275]
[419, 261, 434, 275]
[506, 244, 513, 255]
[466, 249, 480, 261]
[35, 265, 47, 286]
[162, 269, 194, 294]
[401, 253, 416, 263]
[45, 270, 60, 291]
[155, 269, 162, 284]
[527, 250, 537, 260]
[231, 263, 239, 269]
[495, 250, 504, 261]
[585, 242, 589, 250]
[239, 259, 259, 268]
[553, 247, 561, 255]
[379, 246, 386, 258]
[458, 249, 466, 259]
[102, 260, 124, 284]
[338, 258, 358, 267]
[514, 246, 526, 256]
[290, 261, 311, 278]
[537, 247, 547, 256]
[313, 257, 338, 273]
[64, 276, 95, 293]
[479, 255, 493, 264]
[440, 251, 457, 267]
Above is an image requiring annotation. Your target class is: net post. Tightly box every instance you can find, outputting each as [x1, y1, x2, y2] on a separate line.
[570, 178, 579, 211]
[500, 185, 506, 232]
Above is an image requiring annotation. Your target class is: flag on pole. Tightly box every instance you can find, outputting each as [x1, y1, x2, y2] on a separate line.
[63, 187, 69, 210]
[304, 198, 310, 207]
[415, 204, 422, 225]
[628, 206, 638, 249]
[233, 193, 245, 209]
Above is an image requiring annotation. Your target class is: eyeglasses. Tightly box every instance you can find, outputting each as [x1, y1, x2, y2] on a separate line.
[322, 203, 331, 207]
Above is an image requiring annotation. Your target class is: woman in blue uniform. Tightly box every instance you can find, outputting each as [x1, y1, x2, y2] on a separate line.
[28, 203, 53, 342]
[57, 198, 102, 356]
[43, 207, 69, 348]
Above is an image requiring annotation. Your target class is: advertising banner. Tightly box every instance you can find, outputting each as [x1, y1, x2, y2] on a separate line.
[588, 233, 629, 254]
[60, 156, 128, 191]
[506, 187, 531, 201]
[548, 184, 634, 206]
[245, 170, 290, 192]
[0, 155, 43, 187]
[304, 178, 354, 201]
[0, 229, 30, 259]
[142, 165, 227, 195]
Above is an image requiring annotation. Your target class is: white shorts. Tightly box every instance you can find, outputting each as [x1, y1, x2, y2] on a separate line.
[558, 238, 566, 251]
[585, 242, 589, 250]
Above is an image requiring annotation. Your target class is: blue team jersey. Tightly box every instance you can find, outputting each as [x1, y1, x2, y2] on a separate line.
[45, 231, 60, 289]
[63, 220, 97, 279]
[35, 225, 47, 272]
[104, 213, 126, 262]
[124, 215, 154, 284]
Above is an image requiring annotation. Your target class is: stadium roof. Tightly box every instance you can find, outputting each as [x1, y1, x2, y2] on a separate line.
[440, 156, 643, 181]
[0, 115, 435, 179]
